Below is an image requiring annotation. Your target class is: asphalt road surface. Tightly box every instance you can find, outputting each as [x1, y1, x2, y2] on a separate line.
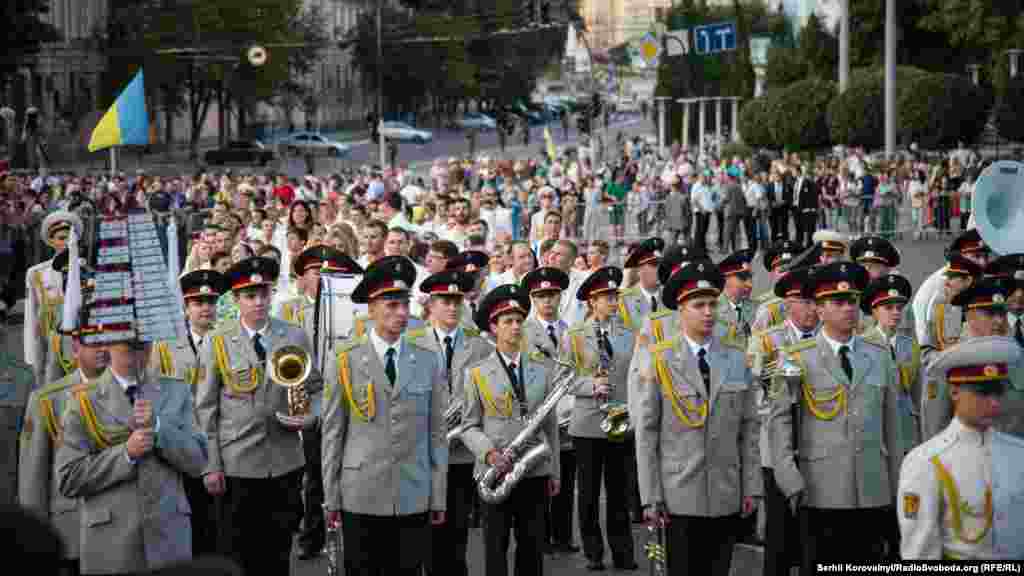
[4, 231, 951, 575]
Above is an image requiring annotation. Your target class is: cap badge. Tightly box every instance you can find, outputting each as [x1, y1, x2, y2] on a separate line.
[1015, 271, 1024, 280]
[697, 263, 704, 271]
[393, 280, 407, 290]
[448, 284, 458, 293]
[466, 264, 478, 272]
[541, 281, 551, 289]
[864, 251, 875, 258]
[888, 289, 899, 297]
[251, 274, 262, 284]
[510, 300, 520, 308]
[837, 281, 850, 291]
[653, 250, 661, 258]
[200, 286, 211, 294]
[840, 264, 848, 273]
[984, 365, 999, 377]
[994, 293, 1005, 303]
[781, 252, 791, 260]
[609, 281, 618, 289]
[697, 280, 711, 289]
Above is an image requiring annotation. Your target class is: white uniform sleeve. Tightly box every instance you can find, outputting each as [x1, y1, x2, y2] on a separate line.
[24, 268, 36, 366]
[898, 452, 944, 560]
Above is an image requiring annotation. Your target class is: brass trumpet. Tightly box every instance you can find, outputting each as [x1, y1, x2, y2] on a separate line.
[596, 327, 631, 440]
[268, 343, 313, 416]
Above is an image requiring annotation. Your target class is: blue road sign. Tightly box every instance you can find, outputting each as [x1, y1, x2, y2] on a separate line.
[694, 21, 737, 55]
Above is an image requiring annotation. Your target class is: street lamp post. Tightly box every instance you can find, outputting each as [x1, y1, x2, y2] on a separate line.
[883, 0, 896, 158]
[376, 0, 386, 169]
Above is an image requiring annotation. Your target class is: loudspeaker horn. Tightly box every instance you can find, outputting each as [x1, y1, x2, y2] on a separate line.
[973, 159, 1024, 256]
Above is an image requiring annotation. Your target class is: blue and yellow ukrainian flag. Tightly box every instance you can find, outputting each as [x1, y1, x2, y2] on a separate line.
[88, 69, 149, 152]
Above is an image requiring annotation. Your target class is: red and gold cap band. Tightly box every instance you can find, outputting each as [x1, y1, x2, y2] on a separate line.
[822, 241, 846, 253]
[959, 239, 985, 254]
[946, 263, 973, 276]
[232, 273, 272, 291]
[529, 279, 563, 294]
[368, 279, 410, 300]
[720, 262, 751, 276]
[771, 253, 793, 270]
[870, 289, 907, 309]
[184, 285, 221, 300]
[634, 253, 659, 267]
[948, 363, 1009, 384]
[48, 222, 72, 238]
[966, 293, 1006, 309]
[489, 299, 526, 321]
[676, 279, 720, 303]
[585, 278, 619, 297]
[815, 281, 860, 299]
[857, 251, 888, 264]
[429, 283, 465, 296]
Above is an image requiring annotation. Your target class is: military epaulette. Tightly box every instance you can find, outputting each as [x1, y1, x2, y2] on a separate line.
[406, 334, 434, 352]
[37, 375, 79, 399]
[904, 430, 956, 469]
[337, 336, 367, 354]
[528, 350, 546, 362]
[651, 338, 677, 354]
[464, 326, 481, 338]
[719, 335, 745, 351]
[567, 325, 586, 336]
[405, 327, 427, 340]
[649, 309, 673, 320]
[859, 329, 886, 348]
[858, 337, 887, 351]
[996, 430, 1024, 449]
[69, 382, 97, 395]
[619, 286, 640, 297]
[755, 292, 778, 303]
[781, 339, 817, 355]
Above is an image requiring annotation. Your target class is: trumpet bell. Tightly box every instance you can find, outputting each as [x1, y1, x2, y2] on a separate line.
[248, 45, 268, 66]
[973, 160, 1024, 256]
[269, 344, 312, 388]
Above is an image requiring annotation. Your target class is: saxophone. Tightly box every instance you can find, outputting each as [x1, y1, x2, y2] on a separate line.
[445, 399, 473, 442]
[475, 345, 578, 504]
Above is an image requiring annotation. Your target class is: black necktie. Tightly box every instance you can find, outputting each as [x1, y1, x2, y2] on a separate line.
[507, 360, 527, 417]
[599, 328, 614, 362]
[253, 333, 266, 362]
[802, 332, 814, 340]
[126, 384, 139, 406]
[838, 345, 853, 381]
[651, 295, 658, 312]
[546, 324, 558, 352]
[385, 348, 397, 386]
[443, 336, 455, 392]
[697, 348, 710, 391]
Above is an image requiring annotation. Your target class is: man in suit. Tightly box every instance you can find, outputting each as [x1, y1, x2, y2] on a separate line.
[26, 211, 82, 391]
[715, 249, 757, 348]
[563, 266, 638, 571]
[768, 261, 906, 572]
[461, 284, 560, 576]
[747, 266, 818, 576]
[321, 256, 447, 576]
[56, 316, 209, 574]
[195, 256, 322, 576]
[750, 240, 802, 334]
[410, 268, 493, 576]
[794, 165, 818, 246]
[20, 276, 107, 576]
[618, 238, 664, 333]
[723, 174, 749, 252]
[520, 266, 577, 553]
[633, 258, 761, 576]
[151, 268, 226, 560]
[278, 245, 362, 560]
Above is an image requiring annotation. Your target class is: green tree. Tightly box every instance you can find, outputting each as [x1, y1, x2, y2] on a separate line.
[0, 1, 59, 89]
[798, 13, 837, 80]
[995, 76, 1024, 143]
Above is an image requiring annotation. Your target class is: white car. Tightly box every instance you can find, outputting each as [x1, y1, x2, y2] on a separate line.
[454, 112, 496, 131]
[278, 132, 351, 157]
[380, 122, 433, 144]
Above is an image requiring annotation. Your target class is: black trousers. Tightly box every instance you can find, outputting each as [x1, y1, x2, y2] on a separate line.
[574, 436, 635, 566]
[695, 212, 711, 253]
[714, 210, 726, 249]
[184, 475, 216, 557]
[743, 213, 758, 251]
[342, 511, 429, 576]
[427, 462, 475, 576]
[799, 506, 888, 575]
[58, 558, 79, 576]
[666, 514, 741, 576]
[762, 468, 799, 576]
[797, 210, 817, 246]
[217, 469, 303, 576]
[770, 206, 790, 240]
[483, 476, 547, 576]
[298, 427, 325, 552]
[547, 448, 577, 546]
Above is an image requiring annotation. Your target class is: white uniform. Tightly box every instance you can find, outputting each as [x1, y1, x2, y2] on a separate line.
[23, 259, 61, 367]
[898, 417, 1024, 559]
[912, 268, 945, 344]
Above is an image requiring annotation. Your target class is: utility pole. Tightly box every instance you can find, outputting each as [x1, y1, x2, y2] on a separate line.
[839, 0, 849, 93]
[377, 0, 386, 169]
[884, 0, 895, 158]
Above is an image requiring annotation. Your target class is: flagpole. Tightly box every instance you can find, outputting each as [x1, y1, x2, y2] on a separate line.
[110, 146, 118, 176]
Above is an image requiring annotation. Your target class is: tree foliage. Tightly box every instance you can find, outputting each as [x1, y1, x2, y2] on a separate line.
[0, 0, 60, 90]
[995, 76, 1024, 143]
[737, 97, 772, 148]
[897, 72, 989, 149]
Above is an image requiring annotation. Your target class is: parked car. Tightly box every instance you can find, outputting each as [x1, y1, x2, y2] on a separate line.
[453, 112, 497, 131]
[203, 140, 275, 166]
[381, 122, 433, 144]
[277, 132, 351, 157]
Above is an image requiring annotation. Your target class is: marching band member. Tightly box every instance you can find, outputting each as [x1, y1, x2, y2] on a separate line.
[43, 251, 79, 386]
[921, 275, 1011, 441]
[747, 265, 818, 576]
[899, 336, 1024, 560]
[810, 229, 848, 265]
[279, 244, 362, 560]
[519, 266, 578, 554]
[153, 268, 228, 558]
[618, 238, 665, 332]
[920, 254, 983, 365]
[634, 258, 761, 576]
[630, 243, 705, 351]
[195, 256, 322, 576]
[850, 235, 915, 338]
[448, 250, 490, 324]
[563, 266, 638, 571]
[859, 273, 921, 559]
[715, 248, 757, 346]
[410, 268, 493, 576]
[912, 229, 991, 343]
[768, 261, 906, 570]
[19, 277, 103, 576]
[56, 311, 208, 574]
[460, 284, 560, 576]
[321, 256, 447, 576]
[751, 240, 801, 334]
[25, 211, 81, 389]
[985, 253, 1024, 346]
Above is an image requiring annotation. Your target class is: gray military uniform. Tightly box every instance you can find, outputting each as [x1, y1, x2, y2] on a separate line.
[56, 370, 208, 574]
[321, 332, 448, 515]
[195, 317, 322, 479]
[716, 292, 757, 349]
[562, 318, 634, 439]
[19, 371, 88, 560]
[920, 323, 982, 442]
[862, 324, 922, 451]
[633, 335, 762, 514]
[751, 296, 785, 334]
[44, 333, 77, 389]
[769, 334, 906, 508]
[618, 285, 661, 332]
[1, 345, 33, 507]
[921, 297, 964, 367]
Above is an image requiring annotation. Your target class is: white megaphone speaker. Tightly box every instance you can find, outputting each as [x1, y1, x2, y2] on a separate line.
[247, 45, 267, 66]
[973, 160, 1024, 256]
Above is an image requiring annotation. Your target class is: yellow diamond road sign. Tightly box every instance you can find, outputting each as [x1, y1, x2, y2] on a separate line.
[639, 33, 660, 65]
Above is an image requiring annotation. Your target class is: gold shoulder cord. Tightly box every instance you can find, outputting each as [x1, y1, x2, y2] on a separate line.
[39, 396, 62, 443]
[75, 389, 130, 449]
[472, 366, 511, 417]
[213, 335, 261, 394]
[618, 298, 633, 331]
[157, 342, 175, 377]
[651, 341, 707, 428]
[931, 456, 992, 545]
[651, 317, 665, 343]
[934, 303, 947, 351]
[798, 350, 847, 420]
[571, 332, 590, 375]
[339, 350, 375, 422]
[50, 332, 77, 375]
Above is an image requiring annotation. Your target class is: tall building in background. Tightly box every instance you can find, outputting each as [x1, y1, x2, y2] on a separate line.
[580, 0, 669, 53]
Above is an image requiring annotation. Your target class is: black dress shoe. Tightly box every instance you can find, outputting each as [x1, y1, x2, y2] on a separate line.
[586, 559, 606, 571]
